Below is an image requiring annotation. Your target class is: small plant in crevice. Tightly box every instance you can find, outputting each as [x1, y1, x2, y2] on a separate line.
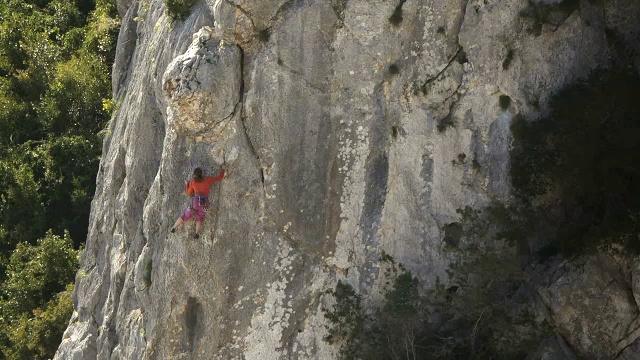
[277, 57, 283, 66]
[502, 48, 515, 70]
[436, 115, 455, 132]
[144, 259, 153, 287]
[391, 126, 399, 140]
[388, 63, 400, 76]
[257, 29, 270, 43]
[164, 0, 197, 20]
[456, 50, 469, 65]
[442, 222, 463, 247]
[436, 26, 446, 34]
[499, 95, 511, 110]
[388, 0, 407, 26]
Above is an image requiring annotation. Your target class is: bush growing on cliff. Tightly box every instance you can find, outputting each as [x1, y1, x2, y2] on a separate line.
[324, 270, 425, 360]
[323, 248, 547, 359]
[519, 0, 580, 36]
[164, 0, 197, 20]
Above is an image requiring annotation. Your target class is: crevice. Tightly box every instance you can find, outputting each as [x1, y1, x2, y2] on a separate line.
[621, 312, 640, 341]
[225, 0, 257, 30]
[330, 0, 349, 26]
[236, 47, 258, 161]
[276, 60, 328, 93]
[268, 0, 298, 26]
[421, 0, 468, 93]
[184, 297, 201, 352]
[221, 99, 243, 124]
[599, 279, 616, 294]
[420, 47, 462, 94]
[235, 46, 266, 195]
[252, 0, 316, 43]
[443, 81, 463, 103]
[615, 333, 640, 359]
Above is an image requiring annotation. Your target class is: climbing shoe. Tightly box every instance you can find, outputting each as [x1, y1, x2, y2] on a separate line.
[194, 233, 199, 239]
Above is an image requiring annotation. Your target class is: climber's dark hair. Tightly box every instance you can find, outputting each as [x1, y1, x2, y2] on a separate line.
[193, 167, 203, 182]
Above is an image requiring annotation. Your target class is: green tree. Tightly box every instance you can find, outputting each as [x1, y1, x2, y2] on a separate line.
[0, 0, 118, 357]
[0, 231, 79, 359]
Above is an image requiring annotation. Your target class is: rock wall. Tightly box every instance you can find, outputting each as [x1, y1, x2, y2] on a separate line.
[55, 0, 640, 358]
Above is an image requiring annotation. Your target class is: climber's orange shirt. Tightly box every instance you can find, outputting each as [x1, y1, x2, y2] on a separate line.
[185, 169, 225, 197]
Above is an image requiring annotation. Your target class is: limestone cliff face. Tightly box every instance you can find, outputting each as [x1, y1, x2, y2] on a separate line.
[55, 0, 640, 359]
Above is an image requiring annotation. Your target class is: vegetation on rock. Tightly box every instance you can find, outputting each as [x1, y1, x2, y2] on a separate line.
[164, 0, 197, 20]
[324, 247, 549, 359]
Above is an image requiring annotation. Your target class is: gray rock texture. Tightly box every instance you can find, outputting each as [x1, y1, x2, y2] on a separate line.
[538, 253, 640, 359]
[55, 0, 640, 359]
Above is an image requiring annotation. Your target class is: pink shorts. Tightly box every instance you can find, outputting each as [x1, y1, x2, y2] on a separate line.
[181, 197, 210, 222]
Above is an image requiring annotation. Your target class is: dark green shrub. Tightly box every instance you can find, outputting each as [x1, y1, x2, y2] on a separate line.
[164, 0, 196, 20]
[144, 259, 153, 287]
[518, 0, 580, 36]
[388, 63, 400, 75]
[323, 281, 366, 359]
[502, 49, 514, 70]
[324, 251, 548, 359]
[437, 114, 455, 132]
[499, 95, 511, 110]
[257, 29, 270, 43]
[388, 0, 406, 26]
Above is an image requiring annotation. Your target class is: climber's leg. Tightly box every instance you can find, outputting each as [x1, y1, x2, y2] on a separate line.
[195, 220, 202, 238]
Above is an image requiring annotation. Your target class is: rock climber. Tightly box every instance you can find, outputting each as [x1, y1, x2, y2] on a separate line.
[170, 166, 226, 239]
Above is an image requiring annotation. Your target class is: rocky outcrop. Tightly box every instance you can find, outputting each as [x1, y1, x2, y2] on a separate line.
[56, 0, 640, 359]
[537, 253, 640, 359]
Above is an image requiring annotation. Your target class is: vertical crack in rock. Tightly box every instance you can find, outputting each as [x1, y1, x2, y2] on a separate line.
[358, 84, 390, 287]
[330, 0, 349, 26]
[421, 47, 462, 92]
[267, 0, 297, 27]
[236, 45, 265, 191]
[184, 297, 201, 353]
[275, 60, 328, 93]
[225, 0, 257, 30]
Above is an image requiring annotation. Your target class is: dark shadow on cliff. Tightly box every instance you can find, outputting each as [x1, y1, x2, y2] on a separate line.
[510, 69, 640, 256]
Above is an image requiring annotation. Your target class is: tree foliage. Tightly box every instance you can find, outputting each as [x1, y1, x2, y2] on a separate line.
[0, 232, 79, 359]
[0, 0, 118, 357]
[324, 209, 551, 360]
